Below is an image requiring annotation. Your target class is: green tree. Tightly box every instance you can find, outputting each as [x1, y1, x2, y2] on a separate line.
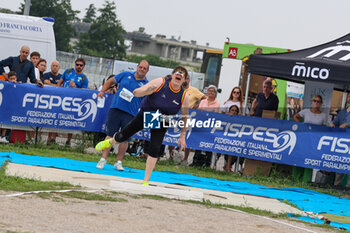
[126, 54, 180, 69]
[82, 4, 96, 23]
[20, 0, 79, 52]
[0, 8, 15, 14]
[77, 0, 126, 59]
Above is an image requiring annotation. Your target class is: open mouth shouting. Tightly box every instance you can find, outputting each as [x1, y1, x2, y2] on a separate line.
[175, 71, 185, 81]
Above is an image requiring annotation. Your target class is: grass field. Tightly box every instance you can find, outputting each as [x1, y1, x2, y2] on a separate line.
[0, 143, 348, 232]
[0, 143, 348, 199]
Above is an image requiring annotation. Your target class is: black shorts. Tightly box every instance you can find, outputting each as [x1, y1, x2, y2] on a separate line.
[105, 108, 134, 139]
[114, 112, 167, 158]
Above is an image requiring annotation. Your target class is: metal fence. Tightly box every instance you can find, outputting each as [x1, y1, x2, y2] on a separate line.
[56, 51, 114, 90]
[56, 51, 205, 91]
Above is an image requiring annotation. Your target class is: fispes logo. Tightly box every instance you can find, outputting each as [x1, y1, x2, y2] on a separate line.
[266, 130, 297, 155]
[22, 93, 98, 122]
[143, 110, 161, 129]
[73, 99, 97, 122]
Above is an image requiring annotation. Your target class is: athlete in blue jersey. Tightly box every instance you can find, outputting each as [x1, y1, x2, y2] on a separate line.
[57, 58, 88, 146]
[96, 60, 149, 171]
[95, 66, 190, 185]
[57, 58, 88, 89]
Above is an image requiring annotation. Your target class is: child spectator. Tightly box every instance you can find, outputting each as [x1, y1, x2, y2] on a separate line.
[7, 71, 17, 83]
[0, 71, 17, 143]
[223, 105, 243, 172]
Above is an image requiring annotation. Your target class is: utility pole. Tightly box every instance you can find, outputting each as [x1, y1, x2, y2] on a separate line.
[23, 0, 31, 15]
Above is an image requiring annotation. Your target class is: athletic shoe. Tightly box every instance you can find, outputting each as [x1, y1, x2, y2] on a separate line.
[142, 181, 149, 186]
[114, 161, 124, 171]
[0, 136, 9, 143]
[95, 139, 111, 151]
[96, 158, 107, 169]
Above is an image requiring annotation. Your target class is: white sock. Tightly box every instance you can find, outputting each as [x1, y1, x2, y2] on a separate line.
[117, 161, 122, 164]
[100, 158, 106, 162]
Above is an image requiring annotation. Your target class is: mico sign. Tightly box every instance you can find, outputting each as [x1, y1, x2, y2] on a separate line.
[291, 62, 329, 80]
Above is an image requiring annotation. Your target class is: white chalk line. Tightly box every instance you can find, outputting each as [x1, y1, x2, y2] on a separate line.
[2, 188, 321, 232]
[0, 189, 101, 197]
[224, 207, 319, 233]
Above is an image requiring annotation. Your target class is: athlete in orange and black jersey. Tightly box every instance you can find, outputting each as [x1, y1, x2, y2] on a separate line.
[140, 76, 186, 115]
[95, 66, 190, 185]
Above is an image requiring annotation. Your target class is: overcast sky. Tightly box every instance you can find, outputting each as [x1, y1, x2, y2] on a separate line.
[2, 0, 350, 50]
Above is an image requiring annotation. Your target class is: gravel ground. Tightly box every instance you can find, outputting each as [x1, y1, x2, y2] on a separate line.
[0, 190, 337, 233]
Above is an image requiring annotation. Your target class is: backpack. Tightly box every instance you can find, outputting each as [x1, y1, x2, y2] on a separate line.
[65, 68, 87, 88]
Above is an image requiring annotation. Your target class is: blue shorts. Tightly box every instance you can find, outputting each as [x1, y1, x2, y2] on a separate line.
[105, 108, 134, 140]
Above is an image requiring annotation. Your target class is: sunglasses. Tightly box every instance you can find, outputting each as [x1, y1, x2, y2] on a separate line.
[312, 99, 321, 103]
[233, 91, 240, 94]
[75, 63, 84, 67]
[175, 71, 185, 78]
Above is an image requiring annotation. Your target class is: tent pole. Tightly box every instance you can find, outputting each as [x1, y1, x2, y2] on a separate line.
[243, 73, 251, 116]
[233, 72, 251, 173]
[342, 85, 350, 107]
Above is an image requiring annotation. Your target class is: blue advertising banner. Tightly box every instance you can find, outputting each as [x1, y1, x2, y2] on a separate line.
[0, 81, 113, 132]
[1, 80, 350, 174]
[134, 109, 350, 174]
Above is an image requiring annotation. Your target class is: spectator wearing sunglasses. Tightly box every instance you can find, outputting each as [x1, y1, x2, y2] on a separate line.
[57, 58, 88, 89]
[293, 95, 327, 125]
[221, 86, 244, 114]
[56, 58, 88, 146]
[293, 95, 327, 183]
